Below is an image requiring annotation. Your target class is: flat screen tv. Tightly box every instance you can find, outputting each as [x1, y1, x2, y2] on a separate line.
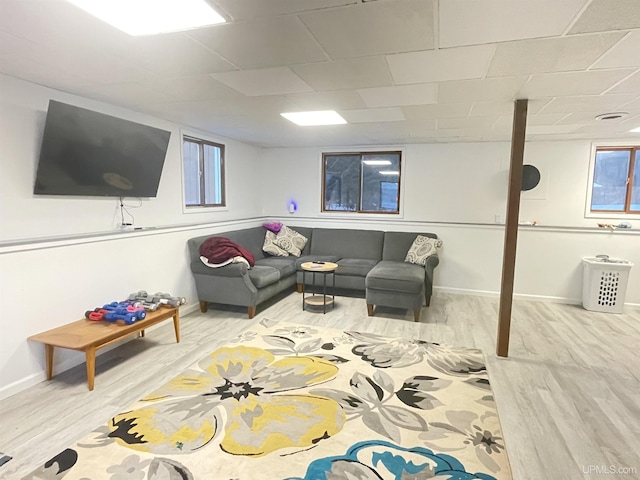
[34, 100, 171, 197]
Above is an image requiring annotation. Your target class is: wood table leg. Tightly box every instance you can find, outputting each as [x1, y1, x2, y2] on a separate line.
[85, 346, 96, 391]
[140, 330, 145, 337]
[173, 309, 181, 343]
[45, 344, 54, 380]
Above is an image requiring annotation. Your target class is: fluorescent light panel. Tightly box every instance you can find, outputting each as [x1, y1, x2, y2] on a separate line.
[379, 171, 400, 175]
[66, 0, 226, 36]
[630, 126, 640, 133]
[280, 111, 347, 126]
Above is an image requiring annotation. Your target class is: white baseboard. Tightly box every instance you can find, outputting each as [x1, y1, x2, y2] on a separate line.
[0, 304, 199, 402]
[433, 286, 640, 309]
[434, 286, 583, 304]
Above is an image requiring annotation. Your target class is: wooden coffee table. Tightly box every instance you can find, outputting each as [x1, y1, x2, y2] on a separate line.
[301, 261, 338, 313]
[28, 307, 180, 391]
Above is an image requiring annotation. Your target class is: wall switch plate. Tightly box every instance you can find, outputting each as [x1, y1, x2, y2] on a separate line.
[495, 214, 501, 223]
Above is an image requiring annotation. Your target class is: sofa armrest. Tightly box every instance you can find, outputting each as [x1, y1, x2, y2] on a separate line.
[425, 254, 439, 273]
[423, 255, 439, 303]
[190, 260, 249, 277]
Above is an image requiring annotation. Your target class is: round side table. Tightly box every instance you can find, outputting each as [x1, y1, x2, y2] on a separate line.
[300, 261, 338, 314]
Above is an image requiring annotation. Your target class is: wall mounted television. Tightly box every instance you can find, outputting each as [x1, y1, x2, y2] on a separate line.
[34, 100, 171, 197]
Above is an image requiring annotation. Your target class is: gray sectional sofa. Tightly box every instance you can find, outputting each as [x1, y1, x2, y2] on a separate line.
[187, 226, 439, 321]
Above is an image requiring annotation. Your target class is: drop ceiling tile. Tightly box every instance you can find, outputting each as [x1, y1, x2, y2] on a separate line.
[619, 96, 640, 111]
[493, 113, 570, 130]
[75, 82, 175, 110]
[622, 114, 640, 129]
[438, 77, 528, 103]
[470, 100, 550, 116]
[340, 107, 405, 123]
[189, 16, 328, 70]
[152, 76, 244, 102]
[211, 0, 356, 21]
[387, 45, 495, 84]
[357, 83, 438, 108]
[212, 67, 314, 96]
[300, 0, 435, 59]
[520, 69, 636, 97]
[488, 32, 625, 76]
[539, 94, 639, 113]
[401, 103, 471, 120]
[526, 125, 583, 135]
[437, 116, 497, 129]
[591, 31, 640, 69]
[569, 0, 640, 34]
[557, 111, 630, 125]
[292, 57, 393, 91]
[605, 70, 640, 94]
[0, 54, 91, 91]
[284, 90, 367, 111]
[439, 0, 587, 47]
[130, 33, 237, 76]
[0, 31, 37, 57]
[0, 0, 132, 56]
[572, 123, 636, 134]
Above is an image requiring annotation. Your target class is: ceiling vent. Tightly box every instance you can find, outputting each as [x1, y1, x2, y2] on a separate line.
[595, 112, 628, 121]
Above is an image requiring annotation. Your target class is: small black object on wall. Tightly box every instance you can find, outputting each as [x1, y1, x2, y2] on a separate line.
[521, 164, 541, 191]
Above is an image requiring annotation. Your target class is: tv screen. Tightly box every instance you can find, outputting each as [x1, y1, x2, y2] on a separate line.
[34, 100, 171, 197]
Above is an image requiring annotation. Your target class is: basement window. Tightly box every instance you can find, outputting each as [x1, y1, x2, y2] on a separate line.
[587, 146, 639, 216]
[322, 151, 401, 214]
[182, 135, 225, 208]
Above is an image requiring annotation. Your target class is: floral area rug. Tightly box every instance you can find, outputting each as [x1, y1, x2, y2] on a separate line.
[24, 319, 511, 480]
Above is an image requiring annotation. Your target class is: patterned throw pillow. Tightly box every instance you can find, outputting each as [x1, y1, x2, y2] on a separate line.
[274, 225, 308, 257]
[263, 230, 289, 257]
[405, 236, 443, 266]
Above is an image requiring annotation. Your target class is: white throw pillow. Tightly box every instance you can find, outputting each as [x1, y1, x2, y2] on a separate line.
[263, 230, 289, 257]
[275, 226, 308, 257]
[405, 236, 442, 266]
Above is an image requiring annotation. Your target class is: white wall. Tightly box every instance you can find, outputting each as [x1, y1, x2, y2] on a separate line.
[0, 75, 264, 399]
[0, 74, 263, 241]
[260, 142, 640, 305]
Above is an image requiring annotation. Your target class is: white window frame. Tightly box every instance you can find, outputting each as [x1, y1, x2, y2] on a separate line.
[585, 141, 640, 220]
[180, 129, 228, 214]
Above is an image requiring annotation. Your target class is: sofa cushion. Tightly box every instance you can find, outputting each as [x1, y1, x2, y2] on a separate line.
[295, 255, 341, 270]
[263, 231, 289, 257]
[255, 257, 296, 277]
[366, 261, 424, 294]
[336, 258, 378, 277]
[405, 236, 442, 266]
[310, 228, 384, 260]
[248, 266, 280, 288]
[275, 226, 308, 256]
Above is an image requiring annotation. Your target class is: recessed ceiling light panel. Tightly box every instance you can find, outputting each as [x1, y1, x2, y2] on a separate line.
[379, 170, 400, 175]
[630, 126, 640, 133]
[66, 0, 226, 36]
[280, 111, 347, 126]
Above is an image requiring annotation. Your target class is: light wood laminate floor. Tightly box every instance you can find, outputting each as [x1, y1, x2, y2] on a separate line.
[1, 292, 639, 479]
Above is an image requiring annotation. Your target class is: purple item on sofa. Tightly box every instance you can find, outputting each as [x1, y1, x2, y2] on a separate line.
[263, 222, 283, 233]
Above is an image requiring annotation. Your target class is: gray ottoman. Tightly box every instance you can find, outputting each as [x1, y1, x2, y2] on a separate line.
[365, 261, 426, 322]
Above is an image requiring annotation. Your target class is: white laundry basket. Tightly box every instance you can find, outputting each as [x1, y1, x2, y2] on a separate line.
[582, 256, 634, 313]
